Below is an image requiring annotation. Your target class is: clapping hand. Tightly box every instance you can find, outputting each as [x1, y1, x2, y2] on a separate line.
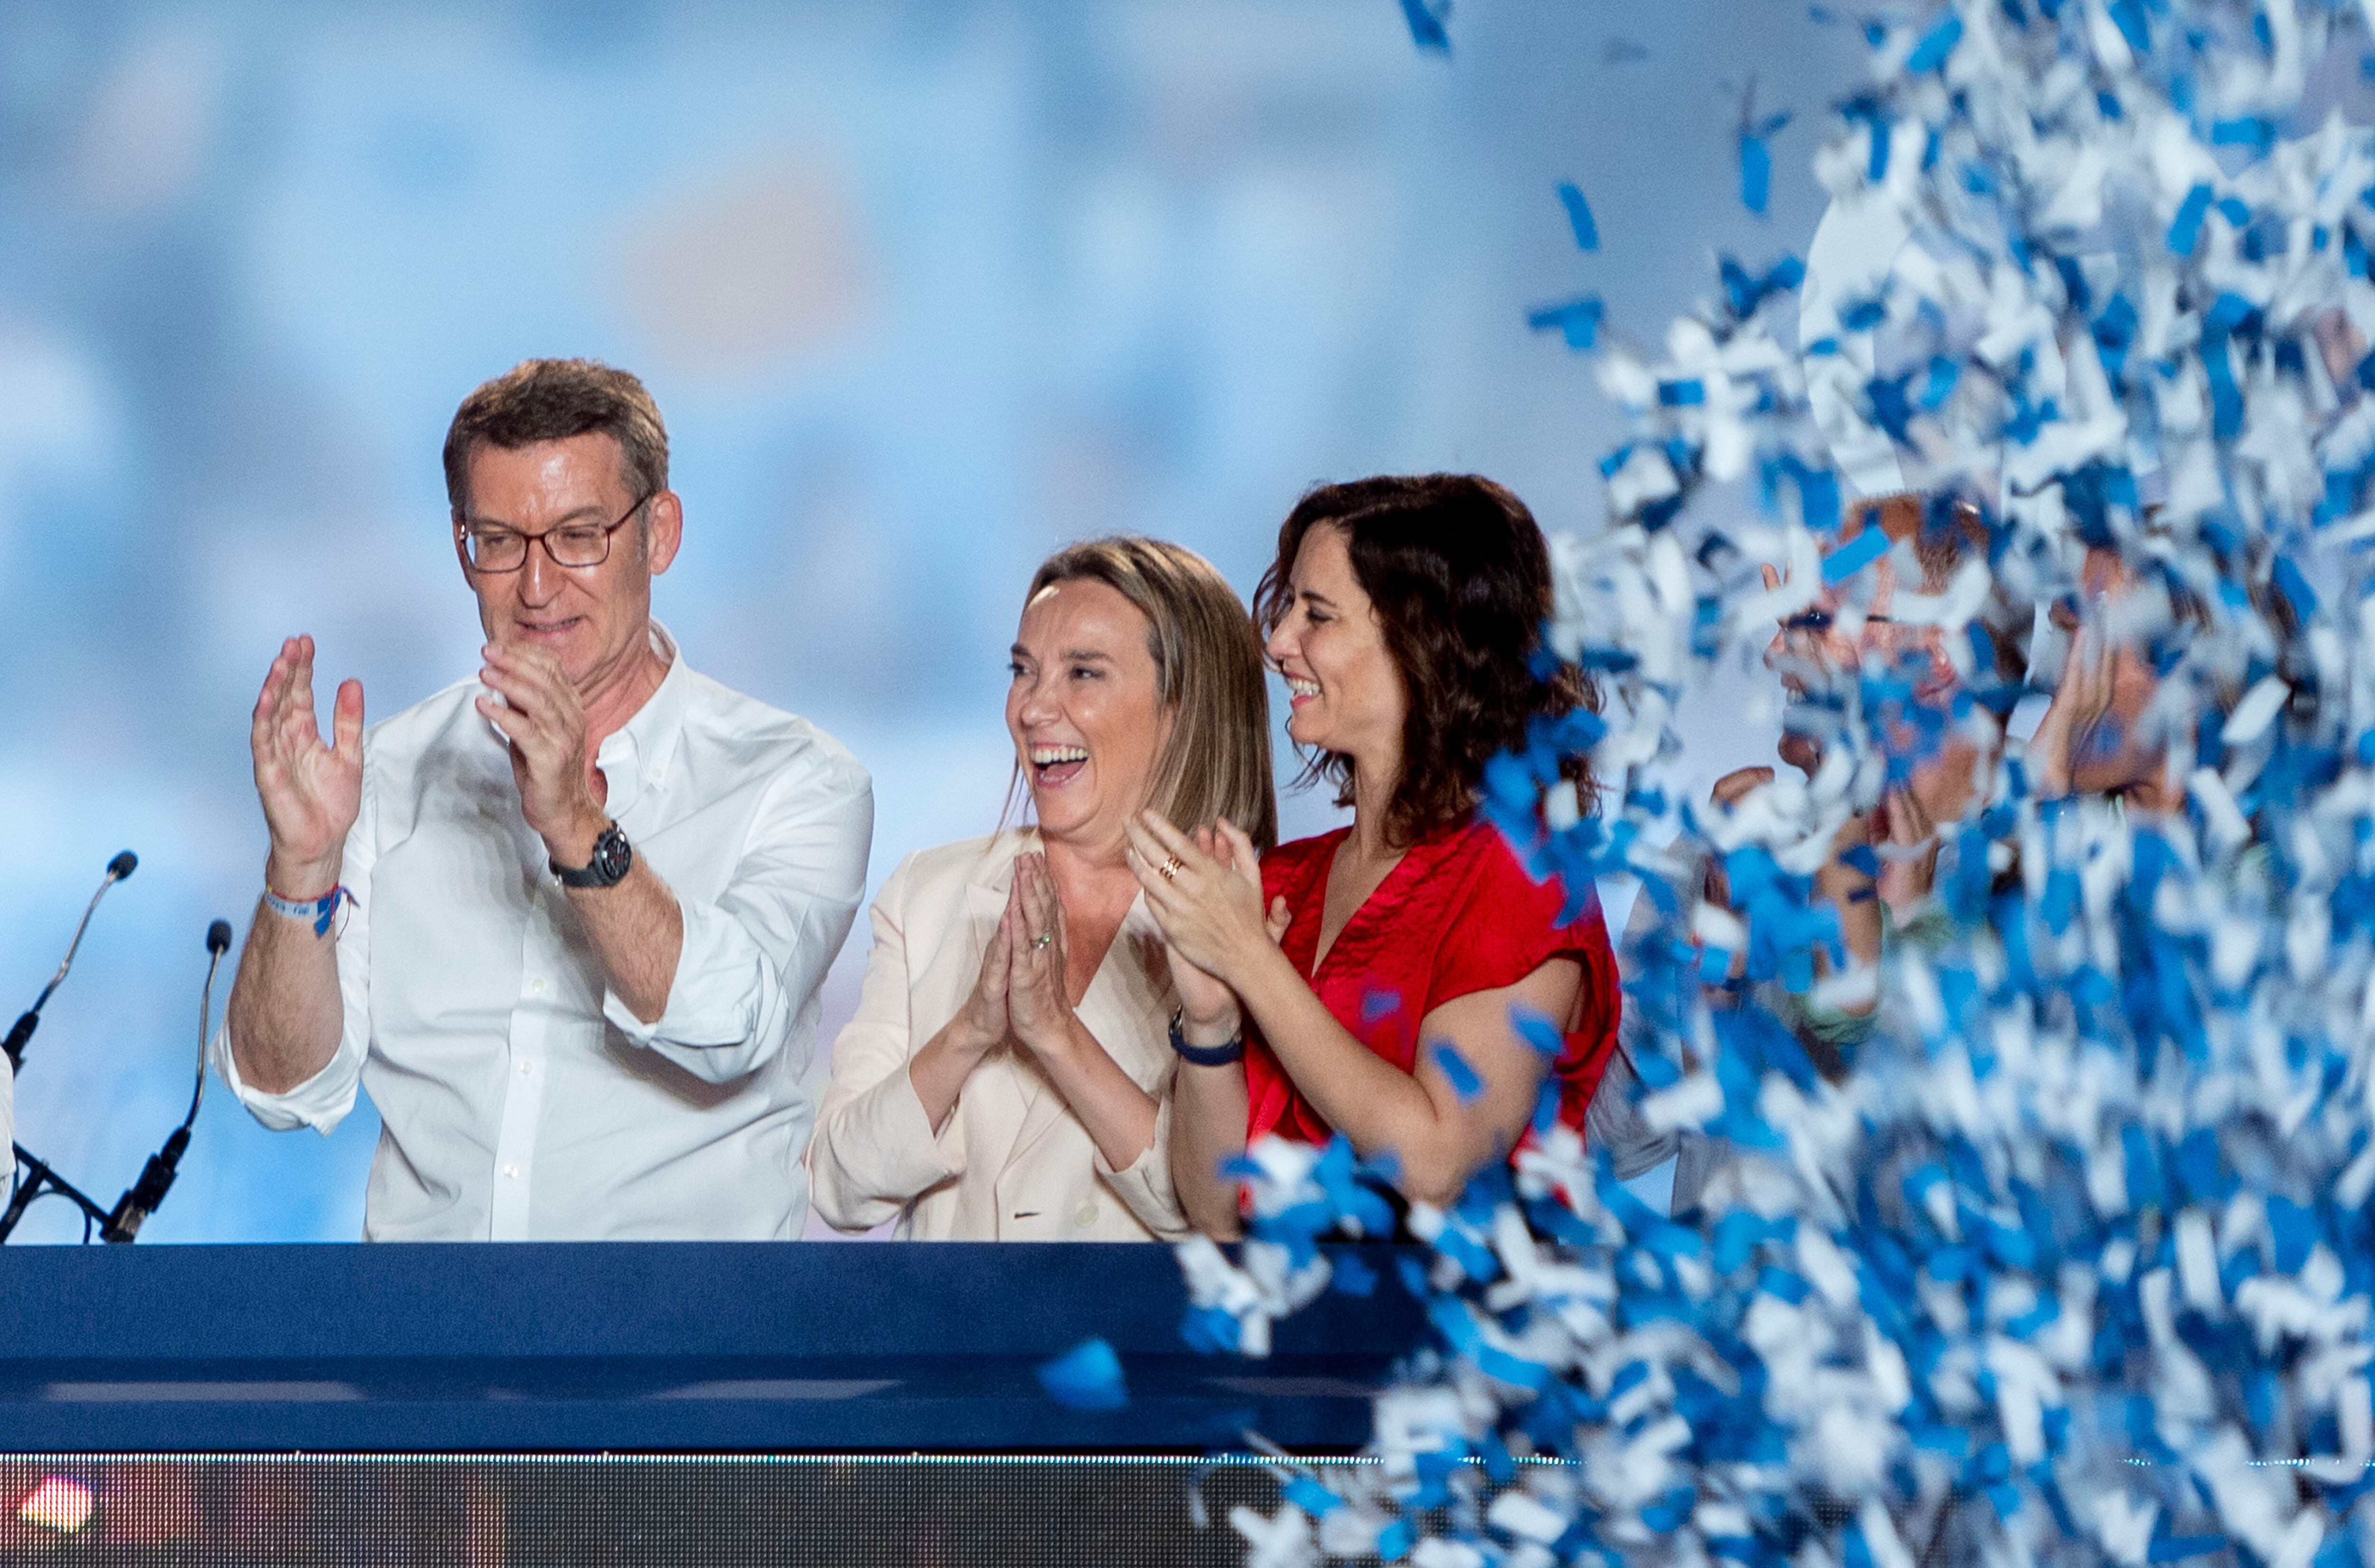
[1005, 853, 1075, 1054]
[945, 878, 1016, 1058]
[2031, 612, 2169, 809]
[1125, 814, 1288, 1027]
[251, 635, 364, 890]
[475, 642, 605, 860]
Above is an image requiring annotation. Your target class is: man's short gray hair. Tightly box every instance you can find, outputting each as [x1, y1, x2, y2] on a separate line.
[442, 359, 668, 515]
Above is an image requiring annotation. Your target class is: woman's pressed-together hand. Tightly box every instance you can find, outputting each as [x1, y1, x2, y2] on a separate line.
[1004, 853, 1078, 1056]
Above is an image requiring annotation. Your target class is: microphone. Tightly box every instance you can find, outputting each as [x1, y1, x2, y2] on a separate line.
[104, 916, 230, 1244]
[4, 851, 136, 1069]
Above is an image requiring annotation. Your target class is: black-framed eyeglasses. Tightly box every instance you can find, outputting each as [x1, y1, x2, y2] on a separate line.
[458, 494, 652, 573]
[1781, 609, 1900, 634]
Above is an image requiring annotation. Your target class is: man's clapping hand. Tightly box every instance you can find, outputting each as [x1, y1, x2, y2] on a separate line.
[476, 642, 608, 865]
[251, 635, 363, 892]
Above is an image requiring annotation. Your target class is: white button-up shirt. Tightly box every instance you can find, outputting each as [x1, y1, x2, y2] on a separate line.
[215, 625, 873, 1241]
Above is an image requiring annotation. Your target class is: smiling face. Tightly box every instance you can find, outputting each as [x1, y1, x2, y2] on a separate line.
[1264, 523, 1407, 776]
[1007, 577, 1171, 848]
[456, 432, 682, 694]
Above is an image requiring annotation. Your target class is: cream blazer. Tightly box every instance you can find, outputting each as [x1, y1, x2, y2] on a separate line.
[807, 831, 1188, 1240]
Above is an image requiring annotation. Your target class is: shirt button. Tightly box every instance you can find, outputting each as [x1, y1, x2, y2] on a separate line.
[519, 1062, 533, 1077]
[502, 1164, 520, 1180]
[530, 978, 547, 994]
[1073, 1202, 1098, 1228]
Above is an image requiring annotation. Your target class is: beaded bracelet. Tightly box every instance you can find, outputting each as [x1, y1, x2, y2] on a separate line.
[264, 884, 352, 938]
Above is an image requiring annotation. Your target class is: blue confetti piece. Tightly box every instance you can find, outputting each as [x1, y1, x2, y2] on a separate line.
[1736, 94, 1790, 216]
[1906, 11, 1962, 72]
[1362, 988, 1405, 1024]
[1508, 1003, 1564, 1058]
[2167, 184, 2213, 255]
[1821, 523, 1891, 583]
[1739, 131, 1773, 215]
[1180, 1305, 1239, 1355]
[2107, 0, 2148, 51]
[1558, 180, 1600, 251]
[1284, 1475, 1343, 1517]
[1036, 1338, 1128, 1411]
[2274, 554, 2319, 620]
[1918, 355, 1960, 408]
[1527, 295, 1604, 350]
[2210, 117, 2273, 151]
[1430, 1041, 1485, 1103]
[1396, 0, 1449, 53]
[1719, 254, 1805, 317]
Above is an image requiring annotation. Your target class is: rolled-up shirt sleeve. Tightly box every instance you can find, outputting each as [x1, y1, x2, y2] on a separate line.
[808, 853, 969, 1231]
[601, 746, 872, 1084]
[211, 752, 378, 1135]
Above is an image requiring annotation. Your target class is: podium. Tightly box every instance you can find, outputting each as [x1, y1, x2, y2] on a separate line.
[0, 1242, 1426, 1562]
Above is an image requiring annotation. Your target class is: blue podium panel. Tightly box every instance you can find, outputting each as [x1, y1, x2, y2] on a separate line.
[0, 1243, 1425, 1452]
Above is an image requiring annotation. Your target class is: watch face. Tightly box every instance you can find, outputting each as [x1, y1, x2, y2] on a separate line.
[592, 827, 632, 881]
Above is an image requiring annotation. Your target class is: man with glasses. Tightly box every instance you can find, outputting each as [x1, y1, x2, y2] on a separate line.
[1590, 494, 2006, 1214]
[216, 358, 873, 1239]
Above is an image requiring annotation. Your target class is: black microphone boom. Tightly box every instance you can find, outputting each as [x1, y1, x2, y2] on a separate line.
[4, 851, 136, 1070]
[104, 915, 230, 1243]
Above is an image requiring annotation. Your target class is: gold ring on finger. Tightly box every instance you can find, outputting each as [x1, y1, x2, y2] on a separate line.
[1158, 856, 1183, 882]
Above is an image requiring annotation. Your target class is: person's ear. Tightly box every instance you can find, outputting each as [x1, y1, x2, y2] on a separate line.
[641, 491, 685, 577]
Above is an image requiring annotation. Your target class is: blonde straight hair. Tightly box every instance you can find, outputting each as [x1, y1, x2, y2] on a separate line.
[1012, 537, 1278, 853]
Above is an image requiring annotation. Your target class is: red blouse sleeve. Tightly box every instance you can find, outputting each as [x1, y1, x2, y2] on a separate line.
[1431, 827, 1608, 1001]
[1434, 826, 1622, 1131]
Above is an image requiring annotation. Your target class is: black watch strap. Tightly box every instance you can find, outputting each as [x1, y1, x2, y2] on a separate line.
[552, 822, 633, 889]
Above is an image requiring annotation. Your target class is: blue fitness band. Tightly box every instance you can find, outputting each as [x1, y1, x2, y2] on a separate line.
[1168, 1008, 1245, 1067]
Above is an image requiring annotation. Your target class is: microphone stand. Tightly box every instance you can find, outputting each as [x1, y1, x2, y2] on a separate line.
[100, 921, 232, 1242]
[0, 1147, 113, 1244]
[4, 851, 135, 1070]
[0, 854, 229, 1245]
[1, 852, 138, 1243]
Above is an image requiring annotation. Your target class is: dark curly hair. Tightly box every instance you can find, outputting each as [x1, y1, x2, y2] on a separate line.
[1253, 474, 1596, 847]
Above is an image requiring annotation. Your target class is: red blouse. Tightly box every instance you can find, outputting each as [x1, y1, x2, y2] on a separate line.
[1245, 818, 1621, 1151]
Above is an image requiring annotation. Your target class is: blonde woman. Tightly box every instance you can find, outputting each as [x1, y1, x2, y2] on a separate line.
[809, 538, 1274, 1239]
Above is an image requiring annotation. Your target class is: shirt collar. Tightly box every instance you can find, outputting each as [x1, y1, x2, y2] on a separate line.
[594, 620, 693, 812]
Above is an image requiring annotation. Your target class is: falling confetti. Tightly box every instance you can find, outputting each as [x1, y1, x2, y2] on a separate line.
[1196, 4, 2375, 1565]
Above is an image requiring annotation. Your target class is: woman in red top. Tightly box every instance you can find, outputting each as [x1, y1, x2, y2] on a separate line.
[1126, 474, 1619, 1235]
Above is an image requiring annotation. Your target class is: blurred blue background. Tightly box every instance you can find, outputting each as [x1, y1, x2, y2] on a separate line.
[0, 0, 1855, 1242]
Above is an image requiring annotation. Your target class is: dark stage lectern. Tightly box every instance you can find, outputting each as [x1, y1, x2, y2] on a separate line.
[0, 1241, 1426, 1564]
